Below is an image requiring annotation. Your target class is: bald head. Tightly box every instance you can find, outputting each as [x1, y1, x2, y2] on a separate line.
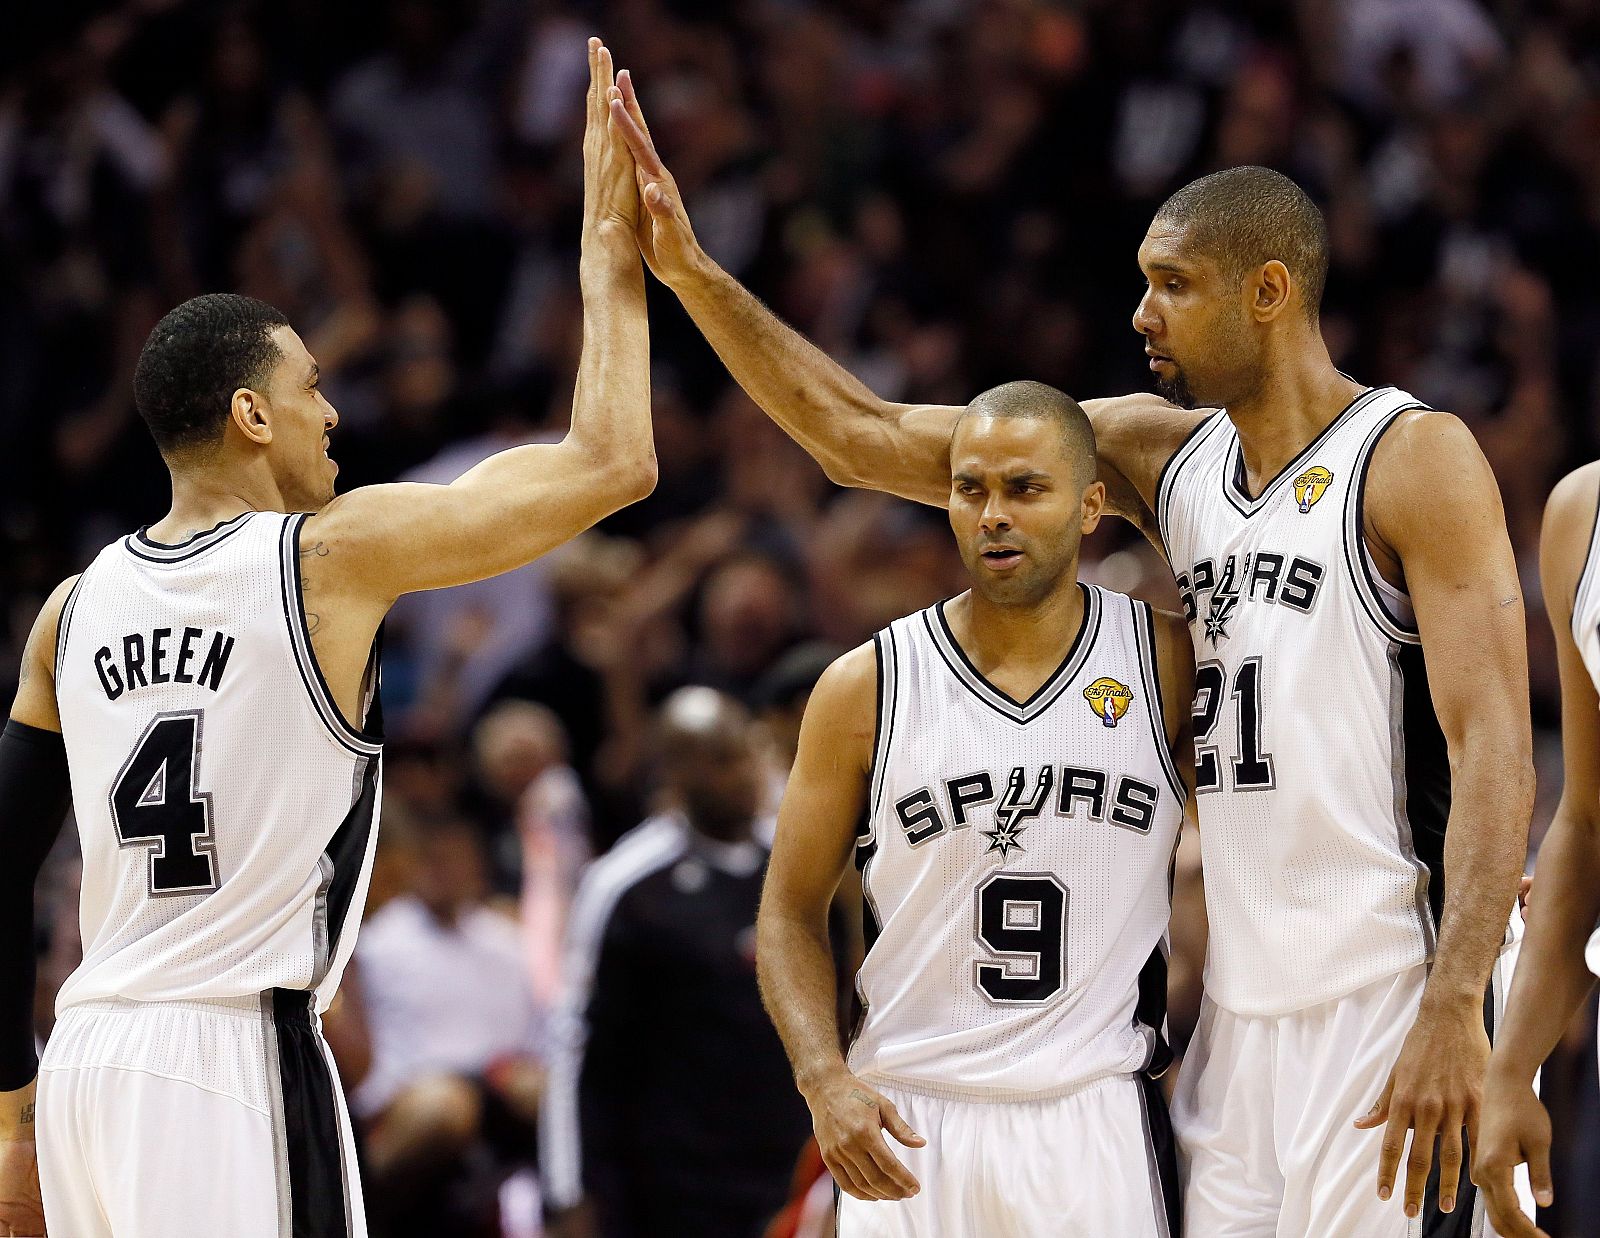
[955, 381, 1096, 486]
[1154, 166, 1329, 320]
[656, 687, 765, 840]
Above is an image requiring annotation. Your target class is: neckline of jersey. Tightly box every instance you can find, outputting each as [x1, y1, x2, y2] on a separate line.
[133, 509, 257, 550]
[1222, 385, 1388, 517]
[929, 581, 1098, 719]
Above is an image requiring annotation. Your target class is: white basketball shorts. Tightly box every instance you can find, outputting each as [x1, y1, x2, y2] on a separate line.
[837, 1072, 1180, 1237]
[36, 989, 366, 1238]
[1173, 951, 1532, 1238]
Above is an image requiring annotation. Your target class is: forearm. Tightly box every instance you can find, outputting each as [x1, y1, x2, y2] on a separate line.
[757, 907, 850, 1096]
[671, 260, 950, 501]
[1489, 805, 1600, 1081]
[1425, 742, 1533, 1011]
[569, 234, 654, 480]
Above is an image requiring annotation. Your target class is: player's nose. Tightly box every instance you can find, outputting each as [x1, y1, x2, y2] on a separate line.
[1132, 290, 1158, 337]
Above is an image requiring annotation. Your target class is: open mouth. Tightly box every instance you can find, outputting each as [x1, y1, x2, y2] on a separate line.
[980, 548, 1023, 570]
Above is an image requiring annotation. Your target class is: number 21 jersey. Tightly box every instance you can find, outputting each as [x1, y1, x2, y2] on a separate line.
[849, 584, 1184, 1099]
[52, 512, 382, 1014]
[1156, 385, 1444, 1017]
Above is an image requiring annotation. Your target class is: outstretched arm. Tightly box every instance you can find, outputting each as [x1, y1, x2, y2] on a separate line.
[757, 644, 925, 1202]
[607, 72, 1197, 524]
[1474, 463, 1600, 1238]
[303, 39, 656, 604]
[1353, 411, 1533, 1220]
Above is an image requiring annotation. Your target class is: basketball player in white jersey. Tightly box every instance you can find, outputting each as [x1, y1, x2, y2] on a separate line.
[760, 381, 1192, 1235]
[0, 39, 652, 1238]
[607, 73, 1534, 1235]
[1473, 463, 1600, 1238]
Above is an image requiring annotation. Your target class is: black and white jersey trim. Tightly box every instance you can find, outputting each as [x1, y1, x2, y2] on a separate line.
[123, 511, 256, 564]
[53, 572, 88, 683]
[1154, 412, 1225, 553]
[1572, 475, 1600, 646]
[1342, 405, 1429, 646]
[866, 629, 899, 836]
[922, 583, 1102, 725]
[1132, 599, 1186, 803]
[278, 514, 382, 757]
[1219, 387, 1391, 519]
[1137, 1073, 1181, 1238]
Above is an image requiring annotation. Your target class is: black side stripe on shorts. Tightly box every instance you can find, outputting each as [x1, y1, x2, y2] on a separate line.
[1138, 1072, 1182, 1238]
[266, 988, 352, 1238]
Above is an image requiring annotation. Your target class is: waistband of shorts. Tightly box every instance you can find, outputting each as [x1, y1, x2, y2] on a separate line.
[59, 994, 269, 1021]
[860, 1068, 1134, 1105]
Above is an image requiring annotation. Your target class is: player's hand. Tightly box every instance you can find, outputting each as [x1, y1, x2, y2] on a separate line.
[803, 1072, 925, 1202]
[606, 70, 705, 287]
[1354, 997, 1489, 1219]
[0, 1136, 46, 1237]
[580, 37, 637, 241]
[1472, 1066, 1553, 1238]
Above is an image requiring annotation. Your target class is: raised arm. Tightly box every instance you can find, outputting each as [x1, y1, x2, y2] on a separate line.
[1353, 410, 1533, 1220]
[607, 71, 1198, 524]
[756, 643, 925, 1203]
[302, 40, 656, 604]
[1474, 463, 1600, 1238]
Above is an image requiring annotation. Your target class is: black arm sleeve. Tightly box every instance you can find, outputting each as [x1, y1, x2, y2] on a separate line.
[0, 719, 71, 1090]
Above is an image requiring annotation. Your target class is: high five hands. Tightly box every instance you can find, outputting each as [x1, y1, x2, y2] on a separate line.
[602, 67, 705, 287]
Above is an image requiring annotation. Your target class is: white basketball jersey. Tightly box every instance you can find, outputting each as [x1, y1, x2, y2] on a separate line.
[52, 512, 383, 1014]
[1567, 481, 1600, 980]
[1157, 385, 1448, 1017]
[848, 584, 1185, 1099]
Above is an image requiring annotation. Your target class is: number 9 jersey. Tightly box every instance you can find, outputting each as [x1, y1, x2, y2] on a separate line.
[50, 511, 383, 1016]
[848, 583, 1184, 1099]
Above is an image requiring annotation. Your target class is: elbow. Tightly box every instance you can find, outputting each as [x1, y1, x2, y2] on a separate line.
[617, 452, 658, 504]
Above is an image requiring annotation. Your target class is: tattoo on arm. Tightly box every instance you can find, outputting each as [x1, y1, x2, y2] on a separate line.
[19, 1103, 33, 1126]
[299, 540, 329, 635]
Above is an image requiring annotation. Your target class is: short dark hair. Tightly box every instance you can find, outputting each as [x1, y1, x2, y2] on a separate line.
[133, 294, 290, 455]
[1154, 167, 1329, 318]
[958, 381, 1097, 480]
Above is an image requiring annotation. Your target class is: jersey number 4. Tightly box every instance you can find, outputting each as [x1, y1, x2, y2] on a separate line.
[974, 872, 1066, 1004]
[1193, 658, 1276, 793]
[110, 711, 219, 896]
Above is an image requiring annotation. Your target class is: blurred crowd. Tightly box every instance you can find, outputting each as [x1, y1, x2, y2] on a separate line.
[7, 0, 1600, 1233]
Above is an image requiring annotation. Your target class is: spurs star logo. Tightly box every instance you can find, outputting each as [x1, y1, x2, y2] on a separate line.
[1204, 593, 1237, 647]
[982, 766, 1055, 859]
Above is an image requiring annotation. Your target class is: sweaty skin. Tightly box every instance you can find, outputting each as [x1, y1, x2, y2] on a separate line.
[608, 67, 1530, 1219]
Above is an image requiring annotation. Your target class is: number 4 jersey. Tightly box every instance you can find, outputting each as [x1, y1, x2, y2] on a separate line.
[1156, 385, 1446, 1018]
[848, 583, 1185, 1099]
[51, 512, 382, 1014]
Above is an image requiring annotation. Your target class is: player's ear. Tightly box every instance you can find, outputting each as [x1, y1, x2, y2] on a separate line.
[1079, 479, 1106, 535]
[1252, 260, 1292, 323]
[230, 387, 273, 447]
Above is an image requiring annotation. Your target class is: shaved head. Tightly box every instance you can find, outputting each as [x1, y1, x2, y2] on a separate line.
[1154, 166, 1329, 320]
[956, 381, 1096, 485]
[655, 687, 764, 841]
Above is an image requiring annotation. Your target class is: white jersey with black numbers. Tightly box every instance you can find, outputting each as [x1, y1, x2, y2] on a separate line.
[51, 511, 383, 1015]
[848, 584, 1185, 1099]
[1156, 384, 1454, 1017]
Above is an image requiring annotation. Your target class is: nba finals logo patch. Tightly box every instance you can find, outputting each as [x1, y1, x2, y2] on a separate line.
[1083, 677, 1133, 728]
[1293, 465, 1333, 513]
